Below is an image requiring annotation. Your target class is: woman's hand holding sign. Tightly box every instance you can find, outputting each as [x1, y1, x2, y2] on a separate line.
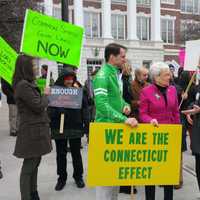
[150, 119, 159, 127]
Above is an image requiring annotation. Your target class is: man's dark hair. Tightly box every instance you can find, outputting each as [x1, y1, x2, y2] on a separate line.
[13, 54, 34, 88]
[41, 64, 48, 72]
[104, 43, 127, 62]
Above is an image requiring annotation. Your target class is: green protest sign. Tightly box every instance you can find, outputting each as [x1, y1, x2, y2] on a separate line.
[20, 9, 84, 67]
[36, 78, 46, 94]
[0, 37, 18, 85]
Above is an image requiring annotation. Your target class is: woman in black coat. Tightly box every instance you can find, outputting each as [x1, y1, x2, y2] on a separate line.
[48, 69, 89, 191]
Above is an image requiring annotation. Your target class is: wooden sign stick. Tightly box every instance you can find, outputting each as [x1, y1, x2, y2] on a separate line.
[131, 186, 135, 200]
[59, 113, 65, 134]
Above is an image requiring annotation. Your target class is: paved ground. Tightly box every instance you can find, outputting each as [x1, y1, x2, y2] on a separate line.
[0, 95, 200, 200]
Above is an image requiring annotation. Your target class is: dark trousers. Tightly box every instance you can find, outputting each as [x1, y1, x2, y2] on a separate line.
[20, 157, 41, 200]
[55, 138, 83, 182]
[195, 154, 200, 191]
[145, 185, 173, 200]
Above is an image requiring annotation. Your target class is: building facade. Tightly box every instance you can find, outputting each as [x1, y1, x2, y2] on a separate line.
[38, 0, 200, 83]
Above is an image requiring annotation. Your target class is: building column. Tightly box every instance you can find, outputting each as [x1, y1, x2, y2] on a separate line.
[151, 0, 162, 41]
[102, 0, 112, 39]
[74, 0, 84, 27]
[127, 0, 138, 40]
[44, 0, 53, 16]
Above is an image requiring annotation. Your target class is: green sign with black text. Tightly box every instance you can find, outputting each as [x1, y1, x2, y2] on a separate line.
[20, 9, 84, 67]
[0, 37, 18, 85]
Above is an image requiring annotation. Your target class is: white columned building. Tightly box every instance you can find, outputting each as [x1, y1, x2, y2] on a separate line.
[102, 0, 112, 39]
[42, 0, 164, 84]
[44, 0, 53, 16]
[74, 0, 84, 27]
[151, 0, 162, 41]
[127, 0, 138, 40]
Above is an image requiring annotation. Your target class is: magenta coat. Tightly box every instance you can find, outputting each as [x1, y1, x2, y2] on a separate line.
[139, 84, 180, 124]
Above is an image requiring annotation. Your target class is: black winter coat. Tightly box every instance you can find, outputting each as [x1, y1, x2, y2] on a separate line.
[13, 80, 52, 158]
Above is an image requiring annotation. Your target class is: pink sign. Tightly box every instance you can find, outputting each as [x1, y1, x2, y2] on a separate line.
[179, 48, 185, 67]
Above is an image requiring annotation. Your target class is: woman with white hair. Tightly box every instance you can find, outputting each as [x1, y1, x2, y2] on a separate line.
[139, 62, 180, 200]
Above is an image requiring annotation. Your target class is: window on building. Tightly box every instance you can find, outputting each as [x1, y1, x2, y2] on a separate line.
[53, 6, 61, 19]
[84, 11, 101, 38]
[161, 0, 175, 4]
[37, 2, 45, 13]
[137, 16, 150, 40]
[58, 63, 64, 76]
[137, 0, 151, 6]
[87, 59, 103, 77]
[143, 60, 152, 68]
[181, 20, 200, 42]
[194, 0, 200, 13]
[112, 0, 127, 3]
[111, 14, 126, 40]
[181, 20, 191, 42]
[52, 6, 73, 23]
[181, 0, 200, 14]
[161, 19, 175, 44]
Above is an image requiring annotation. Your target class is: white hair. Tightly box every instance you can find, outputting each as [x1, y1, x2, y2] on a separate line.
[149, 62, 169, 80]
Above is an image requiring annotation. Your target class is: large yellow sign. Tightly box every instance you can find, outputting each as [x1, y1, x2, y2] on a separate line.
[87, 123, 182, 187]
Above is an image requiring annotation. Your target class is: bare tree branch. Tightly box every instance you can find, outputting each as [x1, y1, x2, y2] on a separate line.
[0, 0, 43, 51]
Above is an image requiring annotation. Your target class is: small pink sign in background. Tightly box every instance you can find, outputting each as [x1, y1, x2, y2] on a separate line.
[179, 48, 185, 68]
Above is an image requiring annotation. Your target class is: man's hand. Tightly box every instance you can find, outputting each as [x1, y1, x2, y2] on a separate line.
[125, 118, 138, 127]
[150, 119, 159, 127]
[123, 105, 131, 116]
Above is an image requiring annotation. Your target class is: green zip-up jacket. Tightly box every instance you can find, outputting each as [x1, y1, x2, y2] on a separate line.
[93, 63, 129, 123]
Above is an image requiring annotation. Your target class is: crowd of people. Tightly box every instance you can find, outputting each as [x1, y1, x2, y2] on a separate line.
[0, 43, 200, 200]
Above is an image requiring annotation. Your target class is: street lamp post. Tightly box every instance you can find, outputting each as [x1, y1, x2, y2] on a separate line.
[61, 0, 69, 70]
[61, 0, 69, 22]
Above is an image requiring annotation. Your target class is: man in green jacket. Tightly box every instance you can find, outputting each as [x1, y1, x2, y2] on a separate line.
[93, 43, 138, 200]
